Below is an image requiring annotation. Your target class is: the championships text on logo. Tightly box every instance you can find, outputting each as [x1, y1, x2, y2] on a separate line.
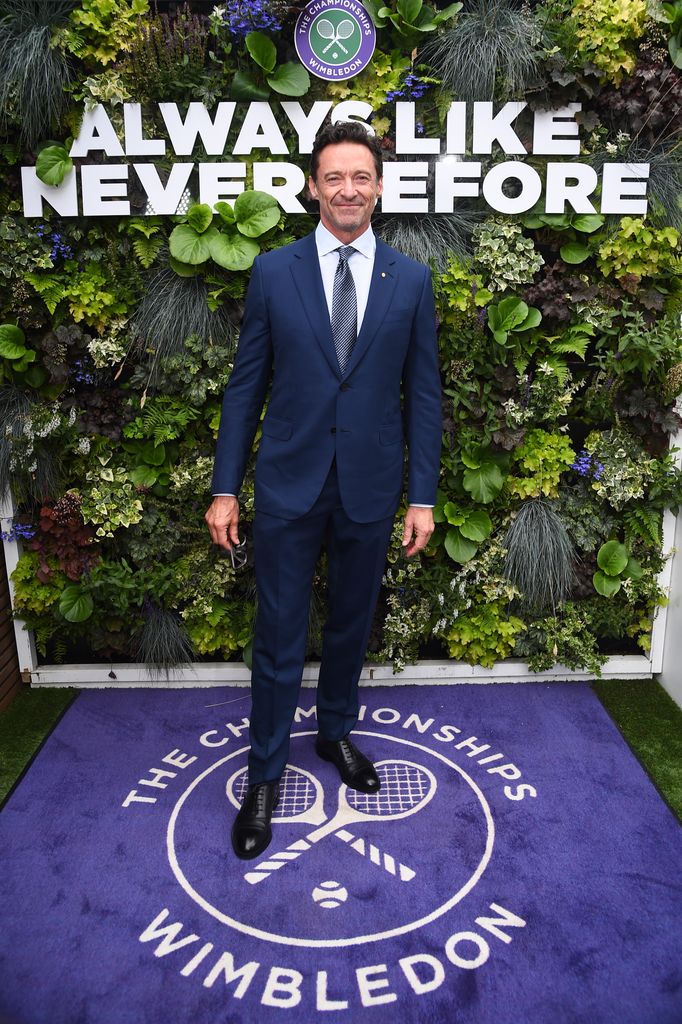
[295, 0, 376, 81]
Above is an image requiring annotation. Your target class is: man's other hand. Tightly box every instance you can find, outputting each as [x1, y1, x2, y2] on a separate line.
[402, 506, 434, 557]
[205, 495, 240, 551]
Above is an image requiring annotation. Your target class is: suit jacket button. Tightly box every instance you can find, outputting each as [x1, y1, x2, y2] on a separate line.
[330, 427, 336, 434]
[340, 383, 350, 391]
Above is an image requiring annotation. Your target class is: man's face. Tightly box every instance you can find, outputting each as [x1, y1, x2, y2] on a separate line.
[308, 141, 383, 243]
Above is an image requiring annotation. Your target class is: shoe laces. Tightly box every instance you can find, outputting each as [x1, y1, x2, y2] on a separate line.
[248, 782, 276, 812]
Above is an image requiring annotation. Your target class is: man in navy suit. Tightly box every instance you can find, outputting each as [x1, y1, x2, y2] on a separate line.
[206, 121, 442, 859]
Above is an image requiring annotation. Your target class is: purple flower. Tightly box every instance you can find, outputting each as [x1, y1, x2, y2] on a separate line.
[571, 449, 604, 480]
[1, 522, 36, 542]
[221, 0, 282, 37]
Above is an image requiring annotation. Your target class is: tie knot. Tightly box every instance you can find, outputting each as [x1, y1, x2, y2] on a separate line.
[336, 245, 355, 264]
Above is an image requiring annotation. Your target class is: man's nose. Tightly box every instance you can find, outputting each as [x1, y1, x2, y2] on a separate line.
[339, 176, 357, 197]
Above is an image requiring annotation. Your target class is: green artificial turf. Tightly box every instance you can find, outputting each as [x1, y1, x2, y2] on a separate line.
[593, 679, 682, 822]
[0, 687, 78, 805]
[0, 681, 680, 822]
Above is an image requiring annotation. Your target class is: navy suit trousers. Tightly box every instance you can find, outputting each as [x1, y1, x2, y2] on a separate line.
[248, 459, 394, 783]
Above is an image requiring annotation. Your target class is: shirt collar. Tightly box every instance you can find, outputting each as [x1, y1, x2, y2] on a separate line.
[315, 221, 375, 259]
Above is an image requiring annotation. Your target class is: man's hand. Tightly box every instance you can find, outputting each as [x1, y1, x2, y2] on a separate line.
[205, 495, 240, 551]
[402, 506, 434, 557]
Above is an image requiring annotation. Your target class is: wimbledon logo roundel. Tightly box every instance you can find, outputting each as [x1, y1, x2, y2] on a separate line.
[295, 1, 376, 81]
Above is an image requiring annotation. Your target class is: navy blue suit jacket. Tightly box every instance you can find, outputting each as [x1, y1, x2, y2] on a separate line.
[211, 231, 442, 524]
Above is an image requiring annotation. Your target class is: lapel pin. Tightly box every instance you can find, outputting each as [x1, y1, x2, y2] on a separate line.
[381, 272, 386, 278]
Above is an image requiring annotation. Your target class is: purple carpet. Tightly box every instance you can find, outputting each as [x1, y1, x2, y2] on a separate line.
[1, 683, 681, 1024]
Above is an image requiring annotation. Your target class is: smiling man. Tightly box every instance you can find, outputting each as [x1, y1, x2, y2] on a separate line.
[205, 121, 442, 860]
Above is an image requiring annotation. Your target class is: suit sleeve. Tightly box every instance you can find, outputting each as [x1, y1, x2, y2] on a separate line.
[402, 266, 442, 507]
[210, 257, 273, 495]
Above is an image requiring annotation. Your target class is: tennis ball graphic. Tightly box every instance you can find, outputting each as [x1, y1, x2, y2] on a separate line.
[312, 880, 349, 908]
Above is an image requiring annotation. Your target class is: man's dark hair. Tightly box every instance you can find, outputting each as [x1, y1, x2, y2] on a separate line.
[310, 121, 383, 182]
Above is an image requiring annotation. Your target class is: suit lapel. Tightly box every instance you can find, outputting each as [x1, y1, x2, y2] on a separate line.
[290, 233, 342, 380]
[343, 238, 398, 379]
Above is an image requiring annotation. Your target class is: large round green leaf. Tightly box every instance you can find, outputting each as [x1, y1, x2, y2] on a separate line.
[267, 63, 311, 97]
[560, 242, 591, 264]
[59, 585, 94, 623]
[459, 509, 493, 542]
[0, 324, 28, 360]
[141, 441, 166, 466]
[593, 570, 621, 598]
[597, 540, 628, 577]
[130, 464, 158, 488]
[445, 528, 478, 563]
[462, 462, 504, 504]
[208, 230, 260, 271]
[231, 70, 270, 101]
[214, 201, 235, 225]
[517, 307, 542, 331]
[572, 214, 604, 234]
[35, 144, 73, 186]
[234, 190, 280, 238]
[187, 203, 213, 233]
[169, 254, 203, 277]
[169, 224, 218, 264]
[246, 30, 277, 72]
[624, 556, 644, 580]
[443, 501, 464, 525]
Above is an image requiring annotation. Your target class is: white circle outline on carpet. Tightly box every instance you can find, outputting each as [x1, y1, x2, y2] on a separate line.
[167, 730, 495, 948]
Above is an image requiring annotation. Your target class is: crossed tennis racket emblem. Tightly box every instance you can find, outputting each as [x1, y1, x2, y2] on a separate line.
[316, 17, 354, 54]
[226, 759, 437, 886]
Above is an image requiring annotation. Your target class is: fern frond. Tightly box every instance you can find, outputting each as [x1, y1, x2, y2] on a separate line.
[24, 272, 65, 314]
[133, 236, 164, 269]
[623, 507, 662, 548]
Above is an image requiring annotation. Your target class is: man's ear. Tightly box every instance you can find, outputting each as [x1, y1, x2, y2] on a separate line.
[308, 175, 318, 200]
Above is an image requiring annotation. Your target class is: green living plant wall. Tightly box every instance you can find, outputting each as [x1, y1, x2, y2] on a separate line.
[1, 0, 682, 674]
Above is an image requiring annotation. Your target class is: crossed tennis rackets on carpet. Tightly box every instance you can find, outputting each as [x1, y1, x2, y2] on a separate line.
[226, 760, 437, 886]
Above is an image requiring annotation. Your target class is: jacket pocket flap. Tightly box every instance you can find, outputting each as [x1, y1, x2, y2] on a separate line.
[262, 415, 292, 440]
[379, 423, 403, 445]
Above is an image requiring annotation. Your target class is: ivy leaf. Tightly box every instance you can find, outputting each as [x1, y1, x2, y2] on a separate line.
[593, 570, 621, 597]
[445, 527, 478, 563]
[267, 63, 310, 96]
[246, 31, 277, 73]
[234, 190, 280, 237]
[187, 204, 213, 233]
[59, 586, 94, 623]
[169, 224, 219, 264]
[459, 510, 492, 542]
[208, 230, 260, 271]
[35, 144, 73, 186]
[597, 540, 629, 576]
[560, 242, 591, 264]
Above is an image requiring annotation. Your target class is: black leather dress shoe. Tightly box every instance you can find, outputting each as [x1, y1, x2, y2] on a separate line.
[231, 781, 280, 860]
[315, 735, 381, 794]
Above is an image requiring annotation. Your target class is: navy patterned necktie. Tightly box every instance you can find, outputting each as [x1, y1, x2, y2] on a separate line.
[331, 245, 357, 374]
